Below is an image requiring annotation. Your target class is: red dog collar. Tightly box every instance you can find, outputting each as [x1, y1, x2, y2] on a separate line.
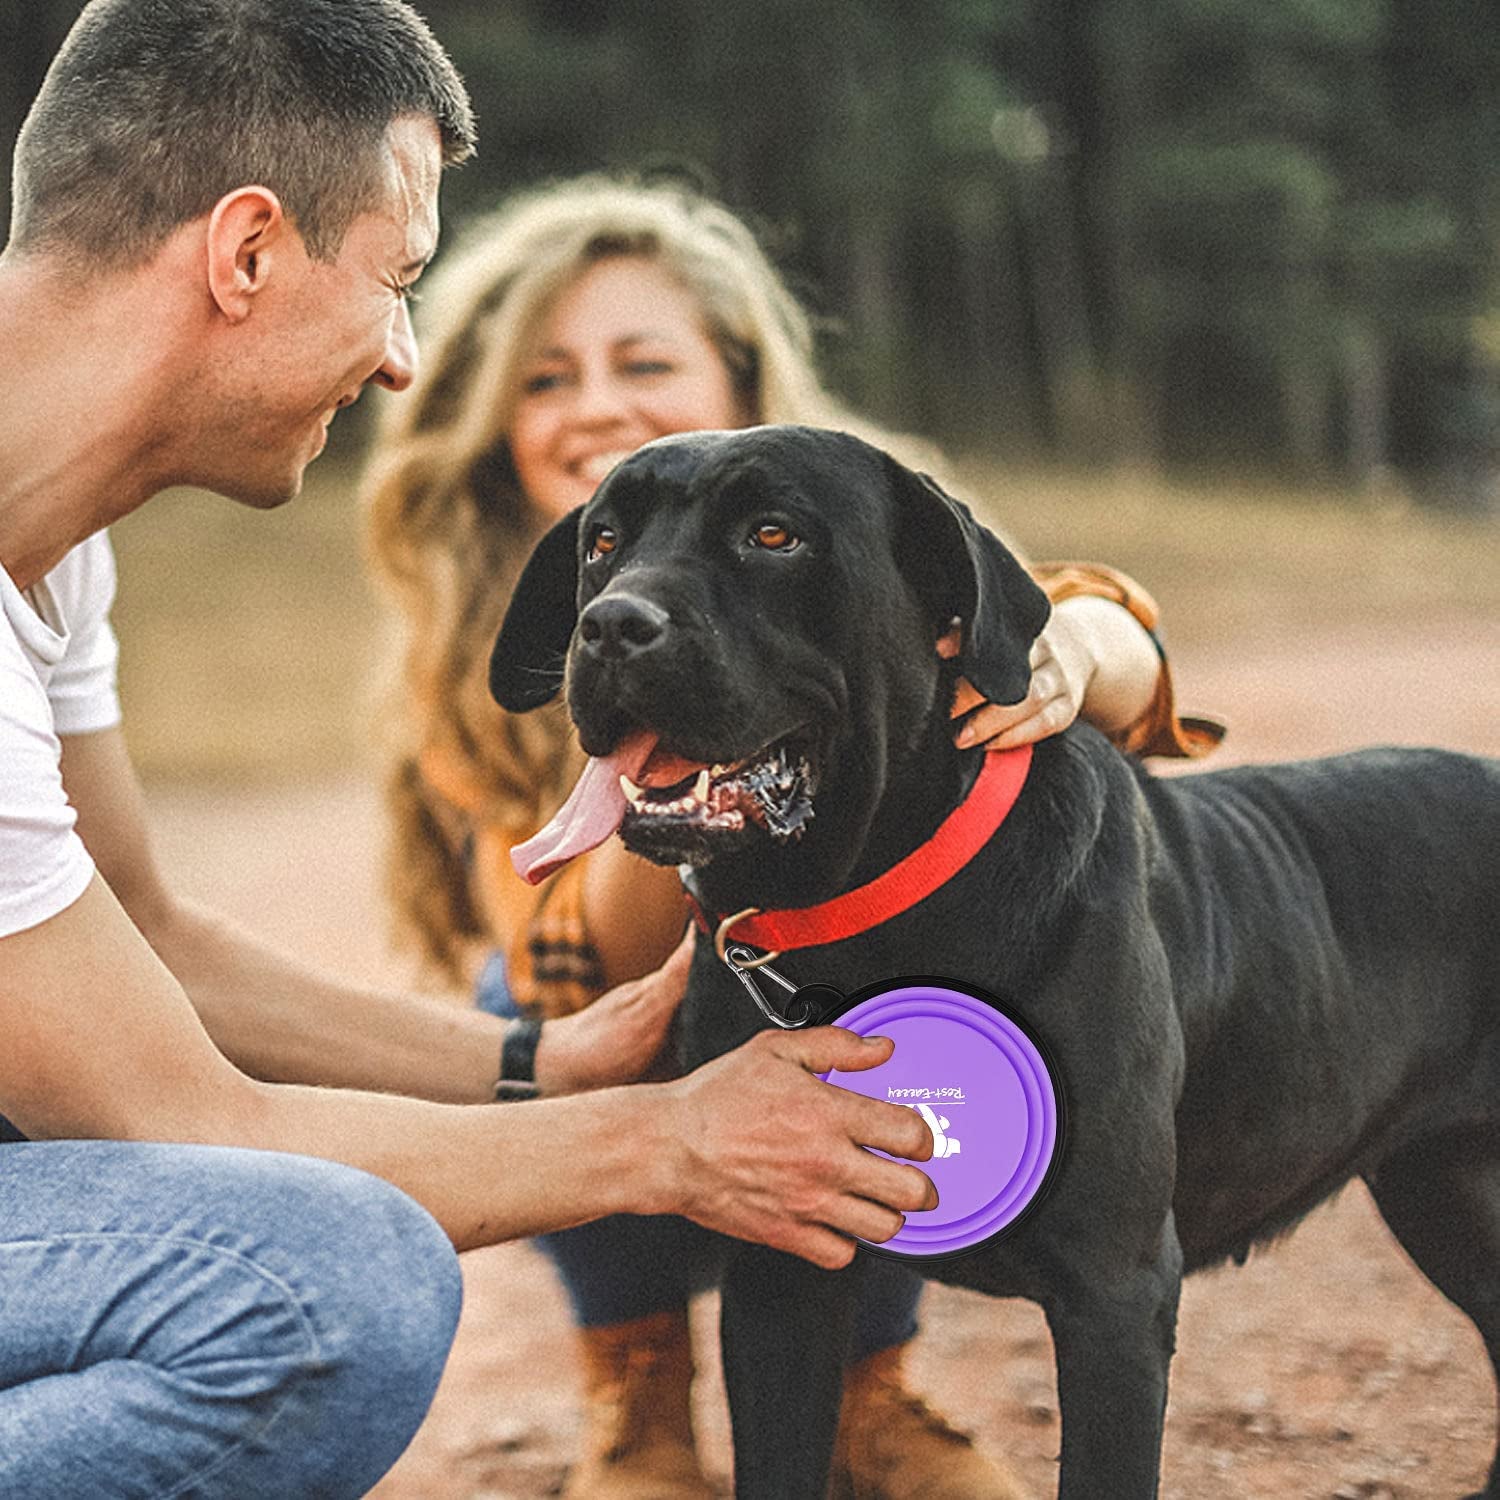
[688, 744, 1032, 958]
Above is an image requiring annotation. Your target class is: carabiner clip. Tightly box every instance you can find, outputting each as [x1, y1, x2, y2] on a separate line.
[722, 943, 822, 1029]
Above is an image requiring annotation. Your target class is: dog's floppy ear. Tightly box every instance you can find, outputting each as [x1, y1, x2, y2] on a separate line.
[888, 458, 1051, 707]
[489, 508, 583, 712]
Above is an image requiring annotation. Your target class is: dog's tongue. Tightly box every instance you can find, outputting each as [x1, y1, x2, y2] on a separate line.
[511, 730, 660, 886]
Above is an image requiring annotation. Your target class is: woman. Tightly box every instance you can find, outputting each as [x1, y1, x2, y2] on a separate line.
[364, 174, 1217, 1500]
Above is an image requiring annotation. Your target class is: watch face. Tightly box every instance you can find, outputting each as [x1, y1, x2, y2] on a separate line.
[817, 977, 1063, 1261]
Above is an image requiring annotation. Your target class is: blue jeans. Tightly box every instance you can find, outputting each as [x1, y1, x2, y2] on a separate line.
[0, 1137, 462, 1499]
[477, 953, 921, 1360]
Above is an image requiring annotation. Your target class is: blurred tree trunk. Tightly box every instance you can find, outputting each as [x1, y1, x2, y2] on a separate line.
[951, 190, 1040, 450]
[1006, 146, 1104, 460]
[1091, 0, 1162, 471]
[842, 206, 905, 420]
[1343, 322, 1391, 493]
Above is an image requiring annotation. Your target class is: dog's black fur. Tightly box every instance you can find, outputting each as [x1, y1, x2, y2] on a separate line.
[491, 425, 1500, 1500]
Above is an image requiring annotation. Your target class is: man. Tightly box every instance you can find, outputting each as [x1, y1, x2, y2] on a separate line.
[0, 3, 937, 1495]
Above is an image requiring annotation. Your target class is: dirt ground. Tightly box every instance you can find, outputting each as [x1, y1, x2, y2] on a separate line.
[125, 464, 1499, 1500]
[141, 595, 1500, 1500]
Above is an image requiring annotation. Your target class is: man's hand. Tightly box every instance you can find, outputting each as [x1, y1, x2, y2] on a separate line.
[533, 928, 693, 1095]
[651, 1027, 939, 1270]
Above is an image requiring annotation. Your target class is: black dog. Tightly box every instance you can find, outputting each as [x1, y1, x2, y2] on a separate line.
[490, 425, 1500, 1500]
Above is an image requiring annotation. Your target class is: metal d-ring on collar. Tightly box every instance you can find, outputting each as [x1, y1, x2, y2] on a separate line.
[713, 907, 775, 966]
[714, 905, 810, 1028]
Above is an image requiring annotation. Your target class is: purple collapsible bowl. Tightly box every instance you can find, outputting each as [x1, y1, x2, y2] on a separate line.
[818, 976, 1063, 1262]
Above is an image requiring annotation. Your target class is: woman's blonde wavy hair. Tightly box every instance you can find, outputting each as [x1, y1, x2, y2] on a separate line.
[363, 172, 939, 980]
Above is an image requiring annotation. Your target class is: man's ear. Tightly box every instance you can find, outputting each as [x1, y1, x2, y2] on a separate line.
[888, 457, 1050, 706]
[489, 508, 585, 711]
[205, 187, 289, 322]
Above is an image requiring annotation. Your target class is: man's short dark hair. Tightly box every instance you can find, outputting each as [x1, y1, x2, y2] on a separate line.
[10, 0, 476, 268]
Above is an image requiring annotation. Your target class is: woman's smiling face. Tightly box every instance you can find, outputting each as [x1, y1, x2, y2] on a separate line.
[507, 255, 749, 521]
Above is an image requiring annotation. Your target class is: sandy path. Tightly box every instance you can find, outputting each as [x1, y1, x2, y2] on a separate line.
[143, 619, 1500, 1500]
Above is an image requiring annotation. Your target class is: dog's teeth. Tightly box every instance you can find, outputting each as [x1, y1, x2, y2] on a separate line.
[619, 775, 646, 808]
[693, 770, 711, 802]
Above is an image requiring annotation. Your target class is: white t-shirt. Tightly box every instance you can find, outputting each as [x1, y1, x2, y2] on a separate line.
[0, 532, 122, 937]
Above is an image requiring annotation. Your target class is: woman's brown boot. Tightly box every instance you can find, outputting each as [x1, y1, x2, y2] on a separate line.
[830, 1340, 1029, 1500]
[563, 1308, 718, 1499]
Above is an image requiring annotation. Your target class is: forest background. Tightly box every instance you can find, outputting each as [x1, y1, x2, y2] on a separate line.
[5, 0, 1499, 502]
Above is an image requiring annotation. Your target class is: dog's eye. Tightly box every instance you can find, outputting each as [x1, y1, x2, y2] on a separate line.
[751, 522, 799, 552]
[587, 527, 618, 562]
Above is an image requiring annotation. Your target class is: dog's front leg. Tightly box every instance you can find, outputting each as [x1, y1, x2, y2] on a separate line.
[1045, 1220, 1183, 1500]
[720, 1240, 861, 1500]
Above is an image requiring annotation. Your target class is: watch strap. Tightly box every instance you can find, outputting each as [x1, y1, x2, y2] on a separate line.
[494, 1017, 543, 1102]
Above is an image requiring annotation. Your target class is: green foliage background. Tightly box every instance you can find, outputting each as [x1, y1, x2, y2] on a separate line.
[4, 0, 1498, 502]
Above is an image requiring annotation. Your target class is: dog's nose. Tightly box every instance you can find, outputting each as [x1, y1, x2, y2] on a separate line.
[578, 594, 670, 661]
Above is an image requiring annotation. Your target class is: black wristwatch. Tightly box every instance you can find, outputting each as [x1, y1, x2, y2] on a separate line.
[494, 1017, 543, 1102]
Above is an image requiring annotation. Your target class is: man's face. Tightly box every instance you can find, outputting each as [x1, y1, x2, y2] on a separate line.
[205, 114, 442, 507]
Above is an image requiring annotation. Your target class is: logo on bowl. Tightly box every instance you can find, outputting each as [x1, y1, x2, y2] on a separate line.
[900, 1099, 963, 1160]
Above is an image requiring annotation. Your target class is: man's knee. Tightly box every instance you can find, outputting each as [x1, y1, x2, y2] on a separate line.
[272, 1153, 463, 1394]
[0, 1143, 462, 1499]
[217, 1152, 464, 1493]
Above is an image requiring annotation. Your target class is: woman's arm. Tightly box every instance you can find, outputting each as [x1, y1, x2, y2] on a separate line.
[947, 561, 1224, 757]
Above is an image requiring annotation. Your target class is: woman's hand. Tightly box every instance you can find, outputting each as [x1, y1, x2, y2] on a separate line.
[944, 611, 1093, 751]
[944, 595, 1160, 751]
[533, 927, 692, 1094]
